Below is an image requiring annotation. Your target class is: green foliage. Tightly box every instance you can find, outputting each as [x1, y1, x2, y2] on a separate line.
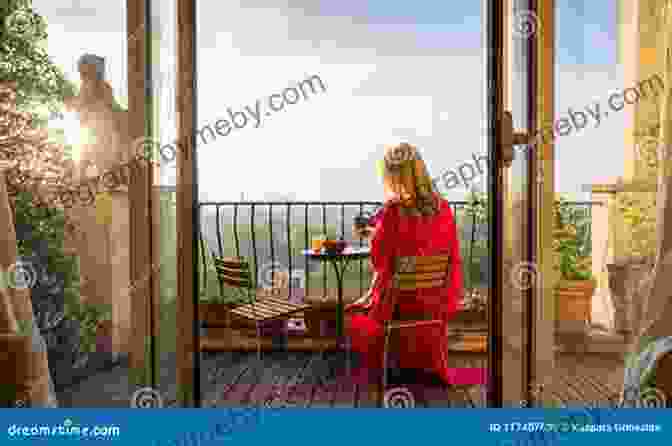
[618, 128, 667, 261]
[16, 318, 32, 336]
[14, 190, 107, 356]
[553, 195, 594, 281]
[64, 301, 111, 354]
[618, 191, 657, 260]
[3, 1, 107, 362]
[464, 190, 487, 226]
[0, 0, 77, 117]
[462, 190, 488, 288]
[13, 190, 80, 305]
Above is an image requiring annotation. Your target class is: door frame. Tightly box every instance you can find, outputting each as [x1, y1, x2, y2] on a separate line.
[175, 0, 200, 408]
[488, 0, 555, 408]
[165, 0, 555, 409]
[531, 0, 556, 407]
[127, 0, 160, 391]
[486, 0, 506, 408]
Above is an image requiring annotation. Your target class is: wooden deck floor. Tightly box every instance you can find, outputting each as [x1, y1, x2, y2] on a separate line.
[57, 349, 625, 408]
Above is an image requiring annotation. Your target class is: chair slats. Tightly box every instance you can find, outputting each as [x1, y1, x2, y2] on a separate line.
[219, 276, 253, 289]
[405, 262, 451, 274]
[231, 307, 267, 321]
[396, 271, 447, 282]
[213, 257, 250, 269]
[396, 254, 451, 266]
[262, 296, 303, 311]
[213, 255, 253, 289]
[231, 300, 310, 322]
[237, 302, 277, 317]
[215, 264, 252, 279]
[252, 300, 294, 316]
[395, 279, 447, 290]
[382, 252, 456, 396]
[388, 319, 443, 330]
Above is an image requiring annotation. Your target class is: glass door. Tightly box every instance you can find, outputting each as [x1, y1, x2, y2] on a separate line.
[488, 0, 545, 407]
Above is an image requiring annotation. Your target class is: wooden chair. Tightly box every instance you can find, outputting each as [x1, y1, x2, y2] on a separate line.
[380, 253, 453, 405]
[211, 256, 311, 358]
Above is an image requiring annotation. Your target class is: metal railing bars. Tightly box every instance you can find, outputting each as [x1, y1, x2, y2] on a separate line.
[196, 200, 602, 304]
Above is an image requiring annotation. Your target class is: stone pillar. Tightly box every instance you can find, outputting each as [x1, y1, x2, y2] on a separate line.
[619, 0, 640, 182]
[110, 191, 131, 357]
[66, 53, 133, 360]
[606, 263, 632, 342]
[590, 184, 617, 331]
[73, 188, 130, 360]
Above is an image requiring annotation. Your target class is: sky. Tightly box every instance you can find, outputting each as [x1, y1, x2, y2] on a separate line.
[34, 0, 624, 202]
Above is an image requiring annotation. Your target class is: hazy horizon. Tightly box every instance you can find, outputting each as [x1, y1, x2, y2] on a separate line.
[37, 0, 623, 204]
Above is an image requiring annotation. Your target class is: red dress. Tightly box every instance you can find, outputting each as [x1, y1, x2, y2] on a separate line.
[345, 198, 463, 385]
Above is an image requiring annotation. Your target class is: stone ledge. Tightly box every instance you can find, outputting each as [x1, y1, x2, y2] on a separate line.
[555, 328, 627, 354]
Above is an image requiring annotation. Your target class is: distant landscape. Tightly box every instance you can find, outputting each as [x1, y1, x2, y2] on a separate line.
[197, 202, 490, 298]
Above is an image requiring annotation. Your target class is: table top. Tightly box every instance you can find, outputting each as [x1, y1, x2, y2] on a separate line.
[302, 246, 370, 260]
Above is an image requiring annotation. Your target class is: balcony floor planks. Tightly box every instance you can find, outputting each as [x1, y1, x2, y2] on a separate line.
[58, 344, 625, 409]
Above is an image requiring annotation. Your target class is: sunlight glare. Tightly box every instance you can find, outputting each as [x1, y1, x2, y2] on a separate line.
[62, 110, 82, 162]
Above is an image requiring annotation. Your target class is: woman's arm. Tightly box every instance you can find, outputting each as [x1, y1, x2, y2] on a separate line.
[345, 272, 378, 312]
[370, 205, 397, 272]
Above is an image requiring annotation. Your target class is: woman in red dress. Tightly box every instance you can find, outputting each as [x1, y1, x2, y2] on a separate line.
[346, 142, 464, 387]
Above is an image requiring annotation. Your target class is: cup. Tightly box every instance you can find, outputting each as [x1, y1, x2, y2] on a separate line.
[311, 236, 325, 252]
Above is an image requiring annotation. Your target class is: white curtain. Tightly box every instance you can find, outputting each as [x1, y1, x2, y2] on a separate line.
[638, 0, 672, 342]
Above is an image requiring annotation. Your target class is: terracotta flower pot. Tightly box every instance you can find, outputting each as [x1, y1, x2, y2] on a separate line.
[554, 279, 596, 332]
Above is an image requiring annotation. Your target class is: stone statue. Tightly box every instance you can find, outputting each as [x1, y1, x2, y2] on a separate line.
[64, 54, 127, 179]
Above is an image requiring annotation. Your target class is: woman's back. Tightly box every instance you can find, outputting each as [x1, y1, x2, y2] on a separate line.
[387, 198, 458, 257]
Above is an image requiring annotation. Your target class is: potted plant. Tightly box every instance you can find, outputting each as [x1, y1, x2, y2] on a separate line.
[63, 301, 112, 367]
[553, 196, 597, 332]
[455, 190, 488, 325]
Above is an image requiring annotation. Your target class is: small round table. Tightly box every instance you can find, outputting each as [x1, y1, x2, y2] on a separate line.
[302, 246, 371, 343]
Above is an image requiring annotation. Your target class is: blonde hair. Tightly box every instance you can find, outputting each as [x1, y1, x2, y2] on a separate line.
[381, 142, 438, 216]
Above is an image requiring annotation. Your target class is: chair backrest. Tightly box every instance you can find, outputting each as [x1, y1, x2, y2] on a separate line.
[212, 256, 253, 290]
[385, 252, 453, 322]
[391, 253, 452, 292]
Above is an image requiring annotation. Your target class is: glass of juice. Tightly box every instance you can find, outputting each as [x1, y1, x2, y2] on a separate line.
[311, 235, 325, 252]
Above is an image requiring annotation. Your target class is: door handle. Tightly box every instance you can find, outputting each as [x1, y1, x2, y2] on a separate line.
[501, 111, 529, 168]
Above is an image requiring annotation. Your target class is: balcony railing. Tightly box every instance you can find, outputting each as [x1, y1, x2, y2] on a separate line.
[195, 199, 603, 302]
